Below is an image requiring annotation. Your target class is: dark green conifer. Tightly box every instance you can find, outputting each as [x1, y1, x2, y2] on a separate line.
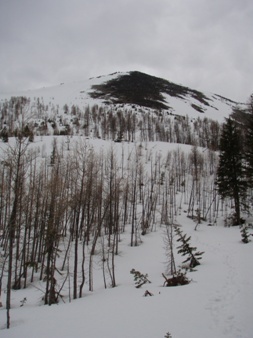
[244, 95, 253, 187]
[174, 227, 204, 268]
[216, 118, 247, 225]
[1, 128, 9, 142]
[240, 225, 251, 244]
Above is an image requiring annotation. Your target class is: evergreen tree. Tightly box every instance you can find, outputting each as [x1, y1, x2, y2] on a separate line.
[216, 118, 247, 225]
[244, 94, 253, 187]
[1, 128, 8, 142]
[174, 227, 204, 268]
[130, 269, 151, 288]
[240, 225, 251, 244]
[23, 125, 34, 142]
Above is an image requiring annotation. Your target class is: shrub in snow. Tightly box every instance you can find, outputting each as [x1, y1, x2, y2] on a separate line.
[20, 297, 27, 307]
[143, 290, 153, 297]
[225, 213, 245, 227]
[162, 270, 190, 287]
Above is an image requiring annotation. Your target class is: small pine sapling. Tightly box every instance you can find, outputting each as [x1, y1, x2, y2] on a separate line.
[240, 225, 251, 243]
[174, 226, 204, 268]
[130, 268, 151, 288]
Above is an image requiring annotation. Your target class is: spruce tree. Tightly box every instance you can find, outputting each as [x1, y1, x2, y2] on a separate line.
[1, 128, 8, 142]
[174, 227, 204, 268]
[240, 225, 251, 244]
[244, 94, 253, 187]
[130, 269, 151, 288]
[216, 118, 247, 225]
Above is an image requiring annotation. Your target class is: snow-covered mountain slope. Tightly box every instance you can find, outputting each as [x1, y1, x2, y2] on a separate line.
[0, 71, 243, 122]
[0, 136, 252, 338]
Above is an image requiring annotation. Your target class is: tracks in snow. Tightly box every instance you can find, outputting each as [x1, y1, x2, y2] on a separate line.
[193, 226, 244, 337]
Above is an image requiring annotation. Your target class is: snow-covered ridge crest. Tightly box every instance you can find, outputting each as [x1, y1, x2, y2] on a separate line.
[0, 71, 243, 122]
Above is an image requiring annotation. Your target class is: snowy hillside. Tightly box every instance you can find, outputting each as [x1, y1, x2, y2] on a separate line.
[0, 71, 242, 122]
[0, 136, 252, 338]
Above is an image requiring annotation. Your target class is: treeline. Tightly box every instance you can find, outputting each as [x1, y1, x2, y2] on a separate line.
[0, 96, 220, 149]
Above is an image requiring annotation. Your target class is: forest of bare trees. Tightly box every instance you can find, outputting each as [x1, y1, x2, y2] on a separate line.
[0, 131, 227, 323]
[0, 97, 220, 150]
[1, 95, 253, 329]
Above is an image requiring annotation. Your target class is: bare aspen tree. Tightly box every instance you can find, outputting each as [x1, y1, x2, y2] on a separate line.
[187, 146, 204, 219]
[43, 147, 67, 305]
[130, 149, 140, 246]
[3, 135, 30, 328]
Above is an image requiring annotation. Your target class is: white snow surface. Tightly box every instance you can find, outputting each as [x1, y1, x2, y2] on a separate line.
[0, 137, 253, 338]
[0, 71, 241, 123]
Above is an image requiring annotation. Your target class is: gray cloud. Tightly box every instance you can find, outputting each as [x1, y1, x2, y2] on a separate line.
[0, 0, 252, 102]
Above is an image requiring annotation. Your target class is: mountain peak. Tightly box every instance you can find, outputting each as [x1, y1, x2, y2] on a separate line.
[0, 70, 241, 122]
[89, 71, 214, 111]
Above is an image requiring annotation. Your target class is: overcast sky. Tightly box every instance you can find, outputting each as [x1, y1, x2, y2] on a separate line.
[0, 0, 252, 102]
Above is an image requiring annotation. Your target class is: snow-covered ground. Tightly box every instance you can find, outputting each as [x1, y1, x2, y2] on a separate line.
[0, 212, 252, 338]
[0, 136, 253, 338]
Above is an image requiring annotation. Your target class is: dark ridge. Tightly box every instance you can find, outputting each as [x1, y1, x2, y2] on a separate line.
[191, 103, 205, 113]
[213, 94, 239, 105]
[89, 71, 211, 110]
[90, 71, 168, 110]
